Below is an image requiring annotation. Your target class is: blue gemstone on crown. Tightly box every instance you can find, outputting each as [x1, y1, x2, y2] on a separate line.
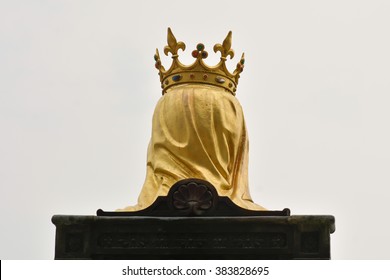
[172, 75, 182, 82]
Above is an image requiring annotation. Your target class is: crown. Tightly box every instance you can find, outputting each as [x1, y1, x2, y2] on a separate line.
[154, 28, 245, 95]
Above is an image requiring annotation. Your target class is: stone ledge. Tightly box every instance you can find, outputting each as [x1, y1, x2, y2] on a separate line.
[52, 215, 335, 260]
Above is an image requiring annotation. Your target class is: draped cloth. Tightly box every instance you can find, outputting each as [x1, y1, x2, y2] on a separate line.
[122, 84, 265, 211]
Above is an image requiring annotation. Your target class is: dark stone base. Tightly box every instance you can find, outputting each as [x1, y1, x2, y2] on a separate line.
[52, 179, 335, 259]
[52, 215, 335, 260]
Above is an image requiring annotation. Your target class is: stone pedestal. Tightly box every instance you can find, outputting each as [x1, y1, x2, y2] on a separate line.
[52, 215, 334, 260]
[52, 179, 335, 259]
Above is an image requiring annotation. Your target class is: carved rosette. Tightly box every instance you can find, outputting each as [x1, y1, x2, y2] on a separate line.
[170, 180, 217, 215]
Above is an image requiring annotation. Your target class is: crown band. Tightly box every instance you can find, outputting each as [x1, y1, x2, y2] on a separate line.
[155, 28, 245, 95]
[162, 71, 237, 95]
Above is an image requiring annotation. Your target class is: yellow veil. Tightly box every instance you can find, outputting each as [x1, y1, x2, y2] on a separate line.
[122, 84, 265, 211]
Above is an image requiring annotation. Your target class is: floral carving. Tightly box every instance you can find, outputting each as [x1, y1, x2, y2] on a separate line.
[172, 182, 213, 215]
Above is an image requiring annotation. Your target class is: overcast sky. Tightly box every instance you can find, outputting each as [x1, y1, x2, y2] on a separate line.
[1, 0, 390, 259]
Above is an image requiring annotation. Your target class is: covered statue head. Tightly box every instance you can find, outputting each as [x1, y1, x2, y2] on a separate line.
[122, 28, 265, 211]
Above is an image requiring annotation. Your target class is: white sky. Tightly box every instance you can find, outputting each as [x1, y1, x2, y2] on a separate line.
[1, 0, 390, 259]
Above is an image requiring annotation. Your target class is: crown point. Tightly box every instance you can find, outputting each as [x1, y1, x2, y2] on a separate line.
[154, 48, 160, 60]
[223, 31, 233, 48]
[240, 53, 245, 63]
[167, 28, 177, 48]
[167, 27, 173, 37]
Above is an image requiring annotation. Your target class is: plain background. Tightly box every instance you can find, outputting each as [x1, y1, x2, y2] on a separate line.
[1, 0, 389, 259]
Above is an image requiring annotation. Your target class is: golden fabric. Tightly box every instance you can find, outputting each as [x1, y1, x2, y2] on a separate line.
[122, 84, 265, 211]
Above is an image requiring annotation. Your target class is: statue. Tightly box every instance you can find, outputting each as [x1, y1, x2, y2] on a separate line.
[52, 29, 335, 260]
[121, 28, 266, 211]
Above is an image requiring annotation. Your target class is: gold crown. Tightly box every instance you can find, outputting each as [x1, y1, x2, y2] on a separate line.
[154, 28, 245, 95]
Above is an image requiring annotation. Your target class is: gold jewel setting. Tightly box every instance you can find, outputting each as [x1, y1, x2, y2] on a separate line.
[154, 28, 245, 95]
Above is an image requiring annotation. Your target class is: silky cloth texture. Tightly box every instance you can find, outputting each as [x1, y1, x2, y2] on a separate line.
[123, 84, 265, 210]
